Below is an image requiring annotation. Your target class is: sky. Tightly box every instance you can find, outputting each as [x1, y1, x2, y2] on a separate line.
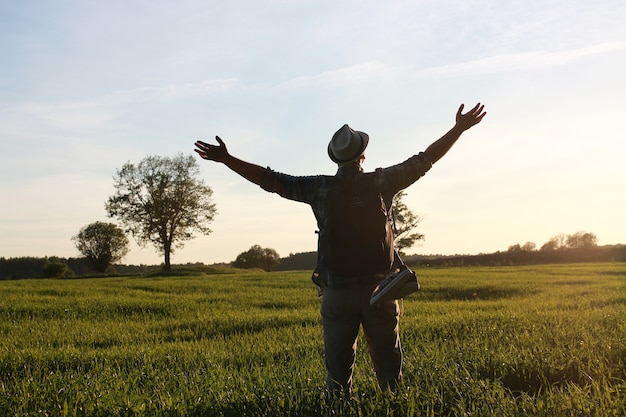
[1, 0, 625, 266]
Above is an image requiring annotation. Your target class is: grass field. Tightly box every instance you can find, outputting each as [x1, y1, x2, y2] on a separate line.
[0, 263, 624, 416]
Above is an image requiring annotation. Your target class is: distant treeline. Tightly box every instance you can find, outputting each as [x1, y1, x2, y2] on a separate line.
[406, 244, 626, 267]
[274, 244, 626, 271]
[2, 244, 625, 279]
[0, 257, 161, 280]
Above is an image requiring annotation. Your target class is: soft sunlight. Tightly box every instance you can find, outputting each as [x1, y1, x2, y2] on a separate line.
[1, 0, 625, 264]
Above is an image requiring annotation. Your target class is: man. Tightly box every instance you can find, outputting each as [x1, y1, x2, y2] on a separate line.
[194, 103, 486, 394]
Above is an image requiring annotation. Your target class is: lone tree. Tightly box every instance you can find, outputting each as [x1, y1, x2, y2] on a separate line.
[391, 190, 424, 255]
[233, 245, 280, 271]
[73, 221, 130, 272]
[106, 153, 217, 271]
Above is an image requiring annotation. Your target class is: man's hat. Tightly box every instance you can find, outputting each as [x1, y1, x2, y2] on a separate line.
[328, 124, 369, 164]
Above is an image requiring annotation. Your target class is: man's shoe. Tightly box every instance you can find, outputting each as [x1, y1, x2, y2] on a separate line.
[370, 266, 419, 305]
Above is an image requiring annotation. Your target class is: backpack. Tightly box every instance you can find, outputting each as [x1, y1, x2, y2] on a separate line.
[319, 173, 395, 277]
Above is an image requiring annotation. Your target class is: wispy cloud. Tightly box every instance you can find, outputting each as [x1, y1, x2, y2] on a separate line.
[100, 78, 243, 104]
[279, 61, 410, 89]
[414, 42, 626, 78]
[0, 77, 243, 142]
[278, 42, 626, 91]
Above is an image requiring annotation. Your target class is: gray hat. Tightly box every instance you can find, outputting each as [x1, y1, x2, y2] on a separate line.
[328, 124, 369, 163]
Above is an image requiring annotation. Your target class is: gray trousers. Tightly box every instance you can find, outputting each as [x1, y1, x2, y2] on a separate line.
[320, 282, 402, 393]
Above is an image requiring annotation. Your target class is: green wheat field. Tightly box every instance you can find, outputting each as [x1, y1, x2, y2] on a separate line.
[1, 263, 625, 416]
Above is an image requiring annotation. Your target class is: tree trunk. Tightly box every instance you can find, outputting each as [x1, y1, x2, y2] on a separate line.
[163, 241, 171, 271]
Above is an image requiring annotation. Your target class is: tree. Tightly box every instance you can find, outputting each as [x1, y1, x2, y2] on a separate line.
[72, 222, 130, 272]
[233, 245, 280, 271]
[106, 154, 217, 271]
[42, 257, 70, 278]
[507, 243, 522, 252]
[391, 191, 424, 255]
[566, 231, 598, 249]
[508, 242, 536, 252]
[541, 233, 566, 251]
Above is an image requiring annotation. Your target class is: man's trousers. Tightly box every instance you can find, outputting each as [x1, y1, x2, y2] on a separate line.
[320, 282, 402, 393]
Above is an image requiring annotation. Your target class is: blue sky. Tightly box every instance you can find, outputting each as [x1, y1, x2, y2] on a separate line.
[1, 0, 625, 265]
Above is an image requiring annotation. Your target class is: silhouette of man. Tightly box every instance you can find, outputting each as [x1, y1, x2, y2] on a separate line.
[194, 103, 486, 393]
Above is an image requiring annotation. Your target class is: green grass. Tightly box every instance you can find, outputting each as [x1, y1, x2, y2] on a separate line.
[0, 264, 624, 416]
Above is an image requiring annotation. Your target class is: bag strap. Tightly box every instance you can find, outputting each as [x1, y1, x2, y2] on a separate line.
[392, 249, 404, 268]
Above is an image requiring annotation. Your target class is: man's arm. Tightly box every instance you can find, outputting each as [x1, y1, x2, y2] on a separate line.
[194, 136, 266, 186]
[424, 103, 486, 164]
